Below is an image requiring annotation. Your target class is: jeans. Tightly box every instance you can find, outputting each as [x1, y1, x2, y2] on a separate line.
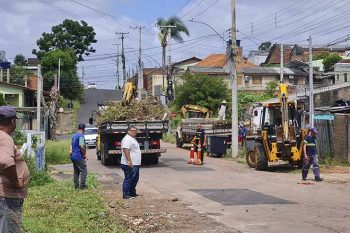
[302, 154, 321, 179]
[121, 165, 140, 197]
[73, 159, 87, 189]
[0, 198, 23, 233]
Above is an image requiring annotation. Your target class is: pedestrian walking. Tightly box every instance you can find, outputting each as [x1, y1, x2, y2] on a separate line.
[0, 106, 29, 233]
[70, 123, 88, 189]
[121, 126, 142, 199]
[302, 128, 323, 182]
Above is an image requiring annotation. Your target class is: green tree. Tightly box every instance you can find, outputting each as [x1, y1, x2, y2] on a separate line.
[14, 54, 28, 66]
[172, 73, 230, 113]
[10, 54, 31, 85]
[156, 16, 189, 99]
[33, 19, 97, 61]
[258, 41, 272, 51]
[40, 49, 83, 100]
[265, 81, 278, 98]
[323, 53, 342, 72]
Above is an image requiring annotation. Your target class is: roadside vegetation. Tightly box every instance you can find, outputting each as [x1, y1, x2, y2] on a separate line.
[23, 175, 125, 233]
[163, 133, 176, 144]
[45, 139, 71, 165]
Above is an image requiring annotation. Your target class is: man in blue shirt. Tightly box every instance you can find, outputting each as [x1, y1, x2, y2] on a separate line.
[70, 123, 87, 189]
[302, 127, 323, 182]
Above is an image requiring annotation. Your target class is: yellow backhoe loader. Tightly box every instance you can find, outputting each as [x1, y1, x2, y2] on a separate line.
[246, 84, 308, 170]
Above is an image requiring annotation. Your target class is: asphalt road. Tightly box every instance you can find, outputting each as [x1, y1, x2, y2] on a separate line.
[54, 142, 350, 233]
[78, 89, 123, 125]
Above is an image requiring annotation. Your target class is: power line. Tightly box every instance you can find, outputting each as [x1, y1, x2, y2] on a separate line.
[191, 0, 218, 19]
[179, 0, 205, 19]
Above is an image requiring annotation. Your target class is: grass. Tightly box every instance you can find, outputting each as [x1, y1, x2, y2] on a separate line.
[163, 133, 176, 144]
[45, 139, 71, 165]
[23, 175, 125, 233]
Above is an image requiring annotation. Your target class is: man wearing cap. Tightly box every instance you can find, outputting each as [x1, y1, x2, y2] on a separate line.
[0, 106, 29, 232]
[70, 123, 87, 189]
[302, 128, 323, 182]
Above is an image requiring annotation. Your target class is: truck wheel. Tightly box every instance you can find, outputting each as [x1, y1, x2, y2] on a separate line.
[246, 150, 256, 168]
[176, 134, 183, 148]
[255, 143, 268, 170]
[101, 146, 112, 166]
[151, 154, 159, 164]
[96, 150, 101, 160]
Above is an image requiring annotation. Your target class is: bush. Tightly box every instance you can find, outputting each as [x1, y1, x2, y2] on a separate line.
[45, 139, 71, 165]
[163, 133, 176, 144]
[24, 155, 53, 187]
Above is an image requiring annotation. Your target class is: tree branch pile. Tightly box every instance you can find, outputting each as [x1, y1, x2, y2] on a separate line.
[96, 99, 167, 124]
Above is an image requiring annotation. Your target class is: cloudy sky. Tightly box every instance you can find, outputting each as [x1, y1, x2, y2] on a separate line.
[1, 0, 349, 89]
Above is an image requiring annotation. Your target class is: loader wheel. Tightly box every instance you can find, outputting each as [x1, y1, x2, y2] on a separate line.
[255, 143, 268, 171]
[176, 134, 183, 148]
[246, 150, 256, 168]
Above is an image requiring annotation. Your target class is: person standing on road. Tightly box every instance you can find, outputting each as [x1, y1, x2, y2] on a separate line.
[0, 106, 29, 233]
[121, 126, 142, 199]
[302, 128, 323, 182]
[70, 123, 88, 189]
[193, 124, 206, 164]
[240, 123, 247, 146]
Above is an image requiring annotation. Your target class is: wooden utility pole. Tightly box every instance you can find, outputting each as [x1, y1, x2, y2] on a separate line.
[37, 65, 42, 131]
[308, 36, 314, 127]
[131, 26, 145, 99]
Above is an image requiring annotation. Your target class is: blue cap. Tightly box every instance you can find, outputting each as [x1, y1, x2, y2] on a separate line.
[78, 123, 86, 130]
[309, 127, 318, 133]
[0, 106, 18, 119]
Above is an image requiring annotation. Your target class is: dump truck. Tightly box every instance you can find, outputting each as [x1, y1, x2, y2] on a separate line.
[93, 81, 169, 166]
[175, 104, 232, 149]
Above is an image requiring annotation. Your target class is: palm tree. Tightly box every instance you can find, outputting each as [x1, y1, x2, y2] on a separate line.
[156, 16, 190, 89]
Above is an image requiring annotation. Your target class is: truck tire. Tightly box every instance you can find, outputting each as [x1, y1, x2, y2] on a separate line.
[176, 134, 183, 148]
[101, 145, 112, 166]
[255, 143, 268, 170]
[151, 154, 159, 164]
[96, 149, 101, 160]
[246, 150, 256, 168]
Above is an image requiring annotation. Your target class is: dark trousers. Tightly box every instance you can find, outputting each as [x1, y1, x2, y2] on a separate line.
[121, 165, 140, 197]
[72, 159, 87, 189]
[302, 155, 321, 179]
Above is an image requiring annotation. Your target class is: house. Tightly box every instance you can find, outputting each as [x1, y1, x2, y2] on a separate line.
[333, 59, 350, 84]
[264, 44, 294, 65]
[188, 53, 258, 90]
[248, 50, 269, 66]
[242, 67, 308, 93]
[27, 58, 39, 76]
[0, 81, 37, 107]
[144, 57, 202, 97]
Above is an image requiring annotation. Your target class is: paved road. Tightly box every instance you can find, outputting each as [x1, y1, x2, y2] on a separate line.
[78, 89, 123, 124]
[55, 142, 350, 233]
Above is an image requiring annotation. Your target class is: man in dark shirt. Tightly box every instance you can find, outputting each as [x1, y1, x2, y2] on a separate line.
[193, 124, 206, 164]
[302, 128, 323, 182]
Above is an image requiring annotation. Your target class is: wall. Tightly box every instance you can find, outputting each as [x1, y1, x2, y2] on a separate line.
[56, 111, 74, 135]
[314, 86, 350, 107]
[0, 85, 24, 107]
[333, 114, 350, 162]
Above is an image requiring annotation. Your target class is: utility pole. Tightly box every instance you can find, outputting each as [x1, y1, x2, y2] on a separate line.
[230, 0, 239, 158]
[308, 36, 314, 127]
[58, 57, 61, 95]
[37, 65, 42, 131]
[116, 43, 120, 89]
[160, 25, 176, 102]
[131, 25, 145, 99]
[116, 32, 129, 86]
[280, 43, 284, 83]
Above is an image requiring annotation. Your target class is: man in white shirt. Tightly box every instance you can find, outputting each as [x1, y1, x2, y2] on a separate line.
[218, 100, 227, 120]
[121, 126, 142, 199]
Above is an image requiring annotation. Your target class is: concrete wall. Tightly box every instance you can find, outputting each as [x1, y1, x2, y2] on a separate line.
[314, 86, 350, 107]
[56, 111, 74, 135]
[333, 114, 350, 162]
[0, 85, 24, 107]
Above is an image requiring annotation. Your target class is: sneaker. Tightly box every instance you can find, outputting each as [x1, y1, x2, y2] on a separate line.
[302, 177, 307, 181]
[131, 194, 142, 198]
[315, 177, 323, 182]
[123, 196, 135, 200]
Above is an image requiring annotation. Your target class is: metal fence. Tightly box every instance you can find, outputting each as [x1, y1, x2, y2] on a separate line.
[314, 114, 334, 160]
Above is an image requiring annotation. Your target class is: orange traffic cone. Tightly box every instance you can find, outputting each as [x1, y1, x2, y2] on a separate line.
[194, 145, 203, 165]
[187, 144, 195, 164]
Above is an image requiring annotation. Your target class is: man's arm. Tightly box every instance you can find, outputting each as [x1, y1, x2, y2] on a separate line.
[79, 137, 86, 159]
[303, 143, 308, 159]
[3, 165, 23, 189]
[122, 148, 133, 167]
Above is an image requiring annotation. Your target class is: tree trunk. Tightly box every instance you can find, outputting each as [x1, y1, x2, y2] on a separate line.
[48, 86, 59, 140]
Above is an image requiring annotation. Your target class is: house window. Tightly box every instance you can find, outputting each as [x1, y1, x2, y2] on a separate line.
[344, 73, 348, 82]
[252, 76, 262, 85]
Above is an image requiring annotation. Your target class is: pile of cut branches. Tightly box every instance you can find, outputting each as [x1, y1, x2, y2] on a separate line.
[96, 99, 167, 124]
